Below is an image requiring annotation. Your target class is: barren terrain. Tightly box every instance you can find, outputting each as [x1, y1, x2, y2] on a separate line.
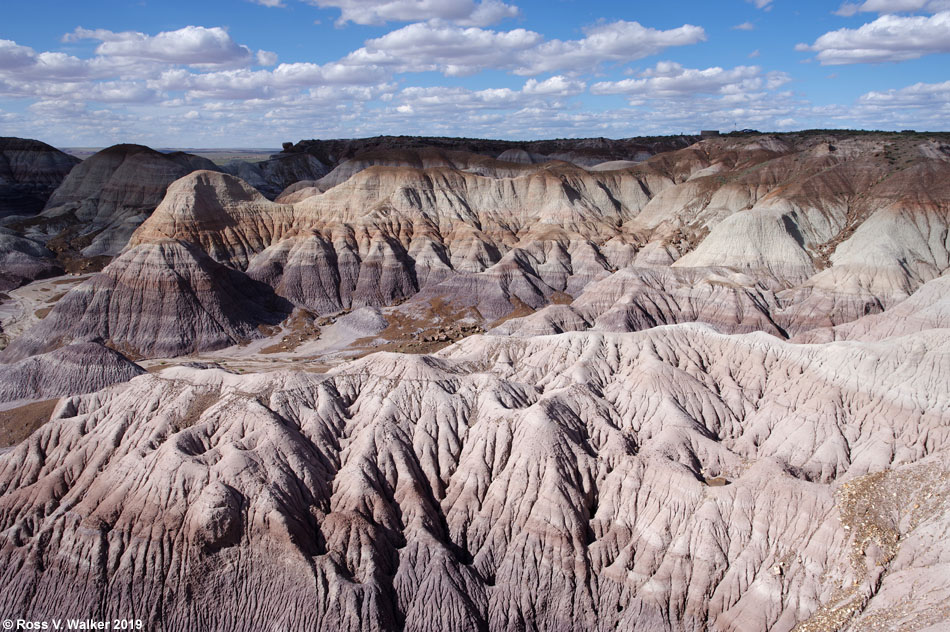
[0, 131, 947, 631]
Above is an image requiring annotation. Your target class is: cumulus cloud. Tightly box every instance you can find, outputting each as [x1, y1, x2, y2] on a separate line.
[85, 81, 158, 103]
[522, 75, 585, 95]
[393, 76, 585, 114]
[0, 41, 138, 108]
[0, 26, 286, 106]
[306, 0, 519, 26]
[797, 11, 950, 63]
[858, 79, 950, 106]
[342, 19, 705, 77]
[797, 79, 950, 130]
[834, 3, 862, 15]
[0, 40, 36, 70]
[13, 8, 947, 145]
[733, 22, 756, 30]
[0, 41, 97, 81]
[748, 0, 773, 9]
[461, 0, 521, 26]
[257, 51, 279, 66]
[834, 0, 950, 15]
[513, 20, 706, 75]
[398, 85, 520, 109]
[591, 62, 789, 98]
[150, 62, 388, 100]
[2, 13, 709, 135]
[578, 61, 804, 135]
[345, 22, 542, 76]
[379, 75, 593, 131]
[65, 26, 277, 68]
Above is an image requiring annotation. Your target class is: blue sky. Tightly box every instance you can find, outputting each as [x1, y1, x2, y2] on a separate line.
[1, 0, 948, 147]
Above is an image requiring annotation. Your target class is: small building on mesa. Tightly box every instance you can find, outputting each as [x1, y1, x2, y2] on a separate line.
[700, 130, 720, 139]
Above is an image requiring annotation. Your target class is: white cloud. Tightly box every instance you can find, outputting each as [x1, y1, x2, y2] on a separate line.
[461, 0, 521, 26]
[578, 61, 804, 135]
[858, 79, 950, 106]
[0, 41, 98, 81]
[150, 61, 388, 100]
[342, 19, 705, 78]
[306, 0, 519, 26]
[748, 0, 773, 9]
[522, 75, 585, 95]
[86, 81, 158, 103]
[27, 99, 95, 117]
[0, 26, 287, 106]
[386, 77, 587, 123]
[513, 20, 706, 75]
[0, 41, 131, 105]
[797, 11, 950, 63]
[12, 75, 948, 149]
[834, 3, 863, 15]
[0, 39, 36, 70]
[256, 51, 279, 66]
[398, 85, 521, 109]
[835, 0, 950, 15]
[796, 79, 950, 130]
[11, 10, 946, 145]
[251, 0, 286, 6]
[733, 22, 756, 30]
[345, 22, 542, 76]
[591, 62, 789, 98]
[65, 26, 276, 68]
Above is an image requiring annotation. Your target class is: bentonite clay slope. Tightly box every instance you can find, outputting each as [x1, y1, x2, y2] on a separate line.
[492, 265, 788, 337]
[0, 240, 292, 361]
[106, 164, 663, 354]
[276, 146, 566, 200]
[0, 227, 60, 291]
[794, 270, 950, 343]
[9, 132, 950, 361]
[221, 151, 330, 199]
[229, 133, 696, 202]
[0, 325, 947, 631]
[31, 144, 221, 257]
[0, 137, 80, 219]
[0, 341, 144, 404]
[157, 134, 950, 320]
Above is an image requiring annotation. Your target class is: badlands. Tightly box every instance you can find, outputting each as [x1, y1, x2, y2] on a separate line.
[0, 131, 948, 631]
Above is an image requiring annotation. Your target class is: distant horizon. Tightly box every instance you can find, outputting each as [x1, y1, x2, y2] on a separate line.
[1, 1, 949, 146]
[41, 127, 950, 155]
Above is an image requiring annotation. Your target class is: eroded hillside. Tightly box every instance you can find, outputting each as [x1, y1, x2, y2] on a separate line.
[0, 131, 947, 631]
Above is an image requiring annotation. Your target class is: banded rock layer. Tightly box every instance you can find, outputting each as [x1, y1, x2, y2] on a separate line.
[2, 240, 292, 361]
[0, 137, 79, 219]
[0, 132, 949, 632]
[13, 132, 950, 360]
[0, 227, 60, 291]
[221, 151, 330, 199]
[0, 341, 143, 404]
[0, 327, 946, 630]
[31, 144, 220, 257]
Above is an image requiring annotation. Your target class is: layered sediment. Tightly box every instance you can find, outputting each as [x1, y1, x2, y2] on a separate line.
[0, 131, 949, 632]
